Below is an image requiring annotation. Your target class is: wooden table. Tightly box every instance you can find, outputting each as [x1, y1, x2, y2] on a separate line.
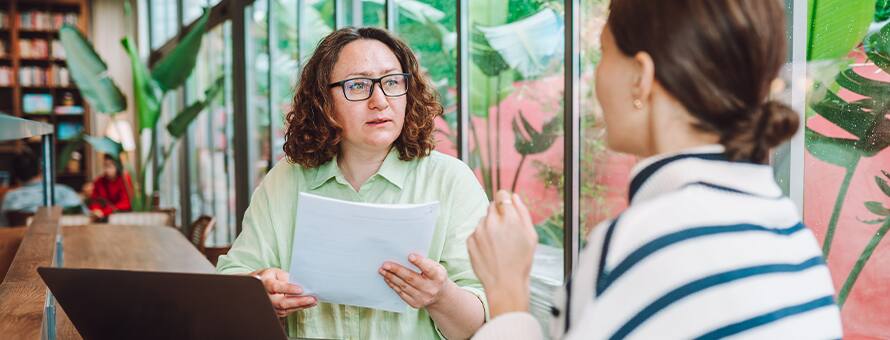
[56, 224, 215, 339]
[0, 207, 62, 340]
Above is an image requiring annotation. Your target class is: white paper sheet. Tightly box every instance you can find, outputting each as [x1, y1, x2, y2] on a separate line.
[288, 192, 439, 313]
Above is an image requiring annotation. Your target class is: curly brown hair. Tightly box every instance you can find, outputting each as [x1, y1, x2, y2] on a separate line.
[283, 27, 442, 168]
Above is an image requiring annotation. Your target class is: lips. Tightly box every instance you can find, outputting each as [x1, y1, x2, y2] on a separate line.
[366, 118, 393, 126]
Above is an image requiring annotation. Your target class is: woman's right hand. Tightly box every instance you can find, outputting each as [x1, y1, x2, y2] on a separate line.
[249, 268, 318, 317]
[467, 190, 538, 318]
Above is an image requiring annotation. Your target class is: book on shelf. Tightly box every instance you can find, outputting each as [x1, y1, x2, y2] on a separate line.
[0, 66, 11, 86]
[51, 40, 65, 60]
[17, 65, 70, 87]
[18, 11, 78, 31]
[0, 11, 7, 30]
[0, 41, 6, 58]
[19, 39, 50, 59]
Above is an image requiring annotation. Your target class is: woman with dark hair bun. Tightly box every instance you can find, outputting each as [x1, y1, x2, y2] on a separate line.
[468, 0, 842, 339]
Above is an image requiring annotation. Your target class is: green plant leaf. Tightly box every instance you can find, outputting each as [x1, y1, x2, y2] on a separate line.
[166, 76, 223, 138]
[877, 175, 890, 197]
[121, 37, 162, 130]
[877, 0, 890, 21]
[59, 24, 126, 114]
[805, 129, 861, 167]
[858, 217, 888, 225]
[470, 27, 511, 77]
[811, 90, 874, 139]
[865, 201, 890, 216]
[865, 18, 890, 74]
[476, 8, 563, 79]
[807, 0, 874, 61]
[468, 63, 514, 118]
[884, 170, 890, 180]
[836, 68, 890, 99]
[875, 176, 890, 197]
[513, 110, 559, 155]
[534, 218, 563, 248]
[83, 135, 123, 156]
[151, 9, 210, 91]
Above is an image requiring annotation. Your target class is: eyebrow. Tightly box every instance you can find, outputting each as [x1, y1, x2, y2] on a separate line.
[344, 68, 402, 78]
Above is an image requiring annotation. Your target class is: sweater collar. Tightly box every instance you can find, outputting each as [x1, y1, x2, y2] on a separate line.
[628, 145, 782, 204]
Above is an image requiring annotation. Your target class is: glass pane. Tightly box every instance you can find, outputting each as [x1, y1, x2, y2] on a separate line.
[150, 0, 178, 49]
[157, 92, 181, 226]
[270, 0, 335, 162]
[578, 0, 636, 244]
[344, 0, 384, 28]
[395, 0, 457, 156]
[247, 0, 272, 188]
[803, 2, 890, 336]
[468, 1, 564, 333]
[189, 21, 236, 247]
[182, 0, 205, 25]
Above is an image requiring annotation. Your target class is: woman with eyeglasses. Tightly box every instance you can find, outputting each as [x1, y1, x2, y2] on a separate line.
[217, 27, 487, 340]
[467, 0, 842, 339]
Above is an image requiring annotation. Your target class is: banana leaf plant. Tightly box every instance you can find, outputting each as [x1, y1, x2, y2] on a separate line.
[836, 170, 890, 307]
[466, 2, 564, 198]
[58, 7, 222, 211]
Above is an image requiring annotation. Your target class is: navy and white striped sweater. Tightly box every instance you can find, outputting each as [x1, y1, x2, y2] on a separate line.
[473, 145, 841, 339]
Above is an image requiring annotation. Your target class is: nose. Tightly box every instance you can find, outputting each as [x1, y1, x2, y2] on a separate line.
[367, 83, 390, 111]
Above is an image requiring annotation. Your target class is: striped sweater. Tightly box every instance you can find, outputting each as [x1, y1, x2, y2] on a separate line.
[473, 145, 842, 339]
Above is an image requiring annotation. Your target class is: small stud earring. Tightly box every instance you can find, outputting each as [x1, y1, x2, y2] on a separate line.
[633, 99, 643, 109]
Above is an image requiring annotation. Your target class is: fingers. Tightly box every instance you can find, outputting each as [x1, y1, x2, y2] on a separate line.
[407, 254, 445, 281]
[272, 295, 317, 310]
[271, 295, 318, 317]
[264, 279, 302, 295]
[380, 262, 424, 289]
[380, 269, 423, 306]
[466, 232, 485, 275]
[253, 268, 302, 295]
[512, 193, 533, 228]
[494, 190, 513, 215]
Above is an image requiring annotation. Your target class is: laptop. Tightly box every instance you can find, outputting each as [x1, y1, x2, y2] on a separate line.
[37, 267, 288, 340]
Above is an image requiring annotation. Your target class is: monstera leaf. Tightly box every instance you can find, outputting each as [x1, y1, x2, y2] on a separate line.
[865, 18, 890, 73]
[59, 24, 126, 114]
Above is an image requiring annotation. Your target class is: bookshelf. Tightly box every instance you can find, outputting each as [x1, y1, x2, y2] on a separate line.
[0, 0, 91, 191]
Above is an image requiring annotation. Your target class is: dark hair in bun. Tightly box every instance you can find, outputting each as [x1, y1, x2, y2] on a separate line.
[608, 0, 797, 163]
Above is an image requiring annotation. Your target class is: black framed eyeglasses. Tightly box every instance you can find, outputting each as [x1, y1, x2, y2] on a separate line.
[328, 73, 411, 102]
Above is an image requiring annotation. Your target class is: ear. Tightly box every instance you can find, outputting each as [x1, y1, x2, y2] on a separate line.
[633, 52, 655, 103]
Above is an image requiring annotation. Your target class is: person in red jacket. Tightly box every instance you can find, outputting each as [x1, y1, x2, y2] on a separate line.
[88, 155, 132, 219]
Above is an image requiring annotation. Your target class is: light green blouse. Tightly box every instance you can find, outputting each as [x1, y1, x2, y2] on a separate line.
[216, 149, 490, 340]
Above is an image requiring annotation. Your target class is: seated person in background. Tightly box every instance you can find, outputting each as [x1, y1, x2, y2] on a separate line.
[216, 27, 488, 340]
[88, 154, 132, 220]
[1, 150, 86, 225]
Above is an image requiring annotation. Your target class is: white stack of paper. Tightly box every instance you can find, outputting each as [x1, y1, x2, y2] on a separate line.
[289, 192, 439, 313]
